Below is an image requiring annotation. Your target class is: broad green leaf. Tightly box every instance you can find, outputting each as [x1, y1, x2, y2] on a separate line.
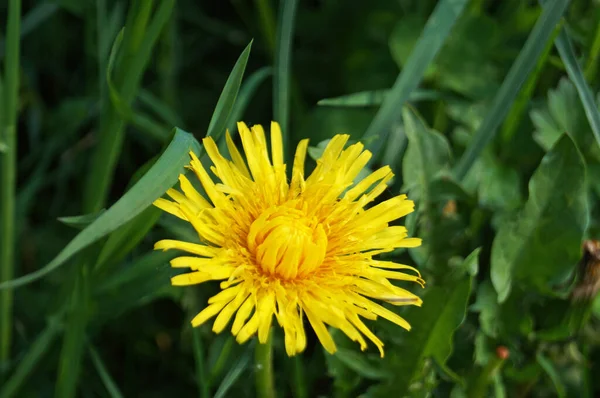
[453, 0, 571, 180]
[363, 0, 468, 154]
[0, 128, 201, 290]
[530, 78, 600, 160]
[273, 0, 298, 149]
[379, 276, 472, 396]
[491, 134, 588, 302]
[401, 107, 453, 204]
[206, 41, 253, 139]
[0, 320, 62, 398]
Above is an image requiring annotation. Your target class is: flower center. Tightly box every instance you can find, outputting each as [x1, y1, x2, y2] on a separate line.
[247, 205, 328, 279]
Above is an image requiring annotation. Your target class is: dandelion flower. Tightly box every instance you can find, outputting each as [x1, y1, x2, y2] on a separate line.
[154, 122, 424, 357]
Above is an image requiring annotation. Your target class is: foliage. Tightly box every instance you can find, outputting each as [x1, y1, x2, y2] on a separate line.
[2, 0, 600, 397]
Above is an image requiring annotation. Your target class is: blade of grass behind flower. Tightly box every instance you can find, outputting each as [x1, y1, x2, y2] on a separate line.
[192, 327, 211, 398]
[0, 2, 58, 59]
[0, 321, 62, 398]
[206, 40, 253, 139]
[84, 0, 174, 213]
[273, 0, 298, 152]
[551, 25, 600, 150]
[453, 0, 571, 180]
[89, 345, 124, 398]
[0, 128, 201, 290]
[0, 0, 20, 367]
[362, 0, 469, 155]
[213, 347, 252, 398]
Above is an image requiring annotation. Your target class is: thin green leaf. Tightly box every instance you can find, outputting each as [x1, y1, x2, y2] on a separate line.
[0, 128, 200, 290]
[55, 266, 90, 398]
[491, 134, 588, 302]
[453, 0, 571, 180]
[57, 209, 106, 230]
[226, 66, 272, 133]
[192, 327, 211, 398]
[89, 345, 124, 398]
[0, 2, 58, 58]
[318, 89, 449, 107]
[213, 346, 252, 398]
[362, 0, 469, 154]
[536, 353, 566, 397]
[1, 0, 21, 366]
[551, 23, 600, 151]
[273, 0, 298, 150]
[206, 41, 253, 139]
[0, 320, 62, 398]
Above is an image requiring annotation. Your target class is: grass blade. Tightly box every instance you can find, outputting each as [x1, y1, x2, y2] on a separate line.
[0, 320, 62, 398]
[551, 25, 600, 150]
[453, 0, 571, 180]
[192, 327, 210, 398]
[273, 0, 298, 151]
[213, 347, 252, 398]
[362, 0, 468, 154]
[84, 0, 174, 213]
[226, 67, 272, 133]
[206, 40, 253, 140]
[0, 128, 201, 290]
[0, 0, 20, 366]
[89, 345, 124, 398]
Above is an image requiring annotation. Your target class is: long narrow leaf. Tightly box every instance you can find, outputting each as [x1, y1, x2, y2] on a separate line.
[552, 26, 600, 150]
[362, 0, 468, 154]
[273, 0, 298, 150]
[0, 321, 62, 398]
[89, 345, 124, 398]
[453, 0, 571, 180]
[206, 41, 253, 139]
[0, 128, 201, 290]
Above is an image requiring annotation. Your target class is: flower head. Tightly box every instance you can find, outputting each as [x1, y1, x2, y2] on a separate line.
[154, 122, 423, 357]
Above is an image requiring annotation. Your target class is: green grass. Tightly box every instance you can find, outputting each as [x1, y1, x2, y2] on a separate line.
[1, 1, 600, 397]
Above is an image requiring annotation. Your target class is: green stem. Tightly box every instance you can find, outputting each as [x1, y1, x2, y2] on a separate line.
[192, 327, 210, 398]
[467, 349, 508, 398]
[0, 0, 21, 366]
[255, 332, 276, 398]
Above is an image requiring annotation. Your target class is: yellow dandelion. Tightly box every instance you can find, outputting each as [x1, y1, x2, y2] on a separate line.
[154, 122, 424, 357]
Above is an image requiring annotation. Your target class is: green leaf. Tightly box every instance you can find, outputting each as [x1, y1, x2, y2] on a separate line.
[213, 346, 252, 398]
[491, 134, 588, 302]
[0, 320, 62, 398]
[0, 128, 201, 290]
[89, 345, 124, 398]
[206, 41, 253, 139]
[273, 0, 298, 149]
[530, 78, 600, 160]
[401, 107, 453, 204]
[536, 352, 566, 398]
[226, 67, 272, 134]
[551, 17, 600, 155]
[333, 347, 390, 380]
[453, 0, 572, 180]
[380, 276, 472, 396]
[362, 0, 469, 154]
[317, 89, 448, 107]
[57, 209, 107, 230]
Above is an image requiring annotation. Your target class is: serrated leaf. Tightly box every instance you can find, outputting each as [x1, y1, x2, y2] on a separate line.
[378, 276, 472, 396]
[491, 134, 588, 302]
